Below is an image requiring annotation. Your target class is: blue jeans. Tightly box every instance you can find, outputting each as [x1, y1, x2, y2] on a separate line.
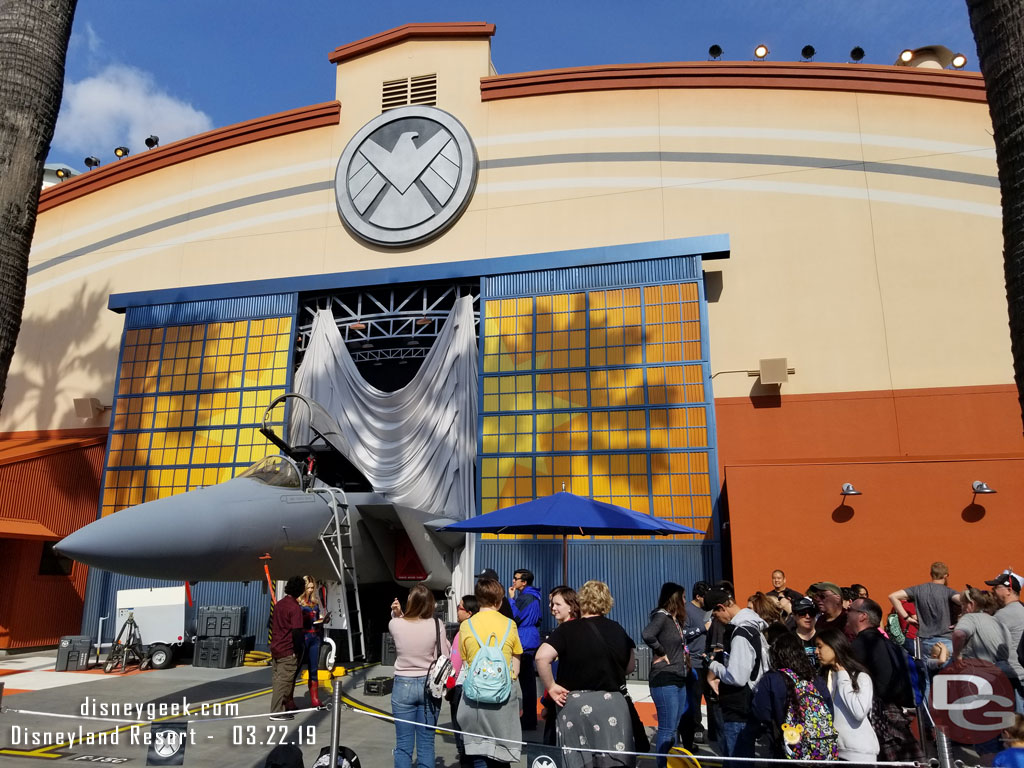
[919, 635, 953, 656]
[720, 719, 756, 757]
[392, 675, 439, 768]
[651, 683, 688, 767]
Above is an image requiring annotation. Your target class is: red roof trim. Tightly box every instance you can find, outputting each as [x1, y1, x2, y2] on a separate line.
[0, 434, 107, 467]
[328, 22, 495, 64]
[481, 61, 987, 103]
[38, 101, 341, 213]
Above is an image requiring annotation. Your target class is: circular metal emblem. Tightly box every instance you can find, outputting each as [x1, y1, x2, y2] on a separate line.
[335, 106, 477, 246]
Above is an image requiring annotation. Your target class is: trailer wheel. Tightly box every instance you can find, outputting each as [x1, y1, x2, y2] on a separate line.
[148, 643, 173, 670]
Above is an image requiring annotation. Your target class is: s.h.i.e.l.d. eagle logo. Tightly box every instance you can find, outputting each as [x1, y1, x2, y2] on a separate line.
[335, 106, 477, 246]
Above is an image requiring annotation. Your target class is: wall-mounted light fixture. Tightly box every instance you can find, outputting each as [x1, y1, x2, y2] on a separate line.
[754, 44, 770, 60]
[55, 167, 71, 181]
[145, 135, 160, 149]
[84, 156, 101, 170]
[73, 397, 111, 419]
[972, 481, 997, 495]
[708, 44, 723, 60]
[850, 47, 865, 62]
[950, 53, 967, 69]
[840, 483, 862, 496]
[801, 45, 816, 61]
[113, 146, 130, 159]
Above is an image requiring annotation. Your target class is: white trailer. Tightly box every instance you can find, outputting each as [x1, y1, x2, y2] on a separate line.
[115, 586, 193, 669]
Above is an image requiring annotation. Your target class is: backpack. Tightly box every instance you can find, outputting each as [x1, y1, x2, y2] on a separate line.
[462, 616, 513, 705]
[779, 669, 839, 761]
[311, 745, 361, 768]
[424, 619, 452, 700]
[882, 636, 927, 708]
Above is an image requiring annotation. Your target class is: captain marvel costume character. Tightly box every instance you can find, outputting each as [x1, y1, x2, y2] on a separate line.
[298, 576, 328, 707]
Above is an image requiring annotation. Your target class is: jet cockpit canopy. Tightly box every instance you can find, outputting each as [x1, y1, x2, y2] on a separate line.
[238, 455, 303, 489]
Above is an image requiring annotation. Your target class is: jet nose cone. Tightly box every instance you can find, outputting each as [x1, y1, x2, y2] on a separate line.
[56, 489, 233, 579]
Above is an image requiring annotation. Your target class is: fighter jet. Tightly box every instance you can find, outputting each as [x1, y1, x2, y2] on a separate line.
[55, 394, 462, 590]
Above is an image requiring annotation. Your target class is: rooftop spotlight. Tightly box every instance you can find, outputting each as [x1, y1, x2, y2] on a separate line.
[896, 45, 962, 69]
[84, 156, 101, 169]
[840, 483, 862, 496]
[850, 46, 865, 62]
[801, 45, 815, 61]
[55, 167, 71, 181]
[754, 44, 769, 60]
[145, 135, 159, 149]
[114, 146, 130, 159]
[708, 44, 723, 60]
[972, 480, 996, 494]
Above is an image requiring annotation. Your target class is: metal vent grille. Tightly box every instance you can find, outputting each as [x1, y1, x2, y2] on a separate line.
[381, 73, 437, 111]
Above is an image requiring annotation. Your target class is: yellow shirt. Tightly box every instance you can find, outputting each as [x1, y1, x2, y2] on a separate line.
[459, 609, 522, 676]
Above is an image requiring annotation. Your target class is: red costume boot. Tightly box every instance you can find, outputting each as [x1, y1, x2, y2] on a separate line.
[308, 680, 321, 708]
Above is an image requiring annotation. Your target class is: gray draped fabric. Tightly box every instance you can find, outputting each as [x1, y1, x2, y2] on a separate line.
[289, 296, 478, 520]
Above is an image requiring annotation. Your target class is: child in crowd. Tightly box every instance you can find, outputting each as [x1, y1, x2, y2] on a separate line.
[995, 715, 1024, 768]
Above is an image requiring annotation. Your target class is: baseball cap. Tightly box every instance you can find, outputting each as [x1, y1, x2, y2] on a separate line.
[704, 586, 733, 611]
[984, 569, 1023, 592]
[792, 596, 817, 615]
[474, 568, 500, 582]
[809, 581, 842, 598]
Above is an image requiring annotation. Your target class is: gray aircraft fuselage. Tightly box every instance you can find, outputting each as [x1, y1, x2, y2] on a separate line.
[56, 457, 459, 589]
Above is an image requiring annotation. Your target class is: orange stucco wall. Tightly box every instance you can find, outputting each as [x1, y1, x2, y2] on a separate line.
[719, 384, 1024, 603]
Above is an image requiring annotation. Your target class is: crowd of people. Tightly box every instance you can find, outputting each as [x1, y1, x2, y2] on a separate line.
[381, 562, 1024, 767]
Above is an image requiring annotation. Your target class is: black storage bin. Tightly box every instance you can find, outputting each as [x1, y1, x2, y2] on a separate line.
[56, 635, 92, 671]
[627, 645, 652, 681]
[197, 605, 247, 637]
[364, 676, 394, 696]
[193, 636, 245, 668]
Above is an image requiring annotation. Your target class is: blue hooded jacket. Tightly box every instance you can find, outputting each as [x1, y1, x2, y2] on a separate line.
[512, 585, 543, 651]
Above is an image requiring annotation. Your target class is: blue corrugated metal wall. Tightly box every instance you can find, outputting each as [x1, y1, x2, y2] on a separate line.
[476, 539, 717, 643]
[82, 292, 297, 651]
[477, 253, 721, 644]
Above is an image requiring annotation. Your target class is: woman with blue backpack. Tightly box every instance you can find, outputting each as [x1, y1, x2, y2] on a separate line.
[457, 577, 523, 768]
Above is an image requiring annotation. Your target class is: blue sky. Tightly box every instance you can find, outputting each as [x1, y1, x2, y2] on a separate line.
[50, 1, 979, 169]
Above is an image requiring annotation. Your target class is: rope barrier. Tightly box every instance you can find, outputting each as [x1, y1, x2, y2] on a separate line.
[343, 702, 931, 766]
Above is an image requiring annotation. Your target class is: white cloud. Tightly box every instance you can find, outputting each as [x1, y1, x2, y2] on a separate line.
[52, 64, 213, 161]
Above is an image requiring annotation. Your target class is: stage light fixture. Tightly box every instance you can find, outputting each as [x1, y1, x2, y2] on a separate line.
[951, 53, 967, 69]
[899, 49, 914, 63]
[972, 481, 996, 494]
[754, 44, 769, 60]
[55, 167, 71, 181]
[114, 146, 130, 159]
[145, 135, 160, 149]
[84, 156, 101, 169]
[708, 44, 723, 60]
[850, 47, 865, 62]
[801, 45, 815, 61]
[840, 483, 862, 496]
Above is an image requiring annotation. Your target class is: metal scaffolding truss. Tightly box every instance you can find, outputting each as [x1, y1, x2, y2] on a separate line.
[296, 281, 480, 364]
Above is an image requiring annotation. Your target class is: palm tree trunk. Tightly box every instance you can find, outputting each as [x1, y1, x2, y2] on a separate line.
[966, 0, 1024, 432]
[0, 0, 77, 413]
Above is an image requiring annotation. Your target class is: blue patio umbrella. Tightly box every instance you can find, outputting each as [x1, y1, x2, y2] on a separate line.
[440, 492, 704, 583]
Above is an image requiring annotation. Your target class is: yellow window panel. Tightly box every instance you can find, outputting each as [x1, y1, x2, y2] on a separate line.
[626, 386, 645, 406]
[483, 394, 499, 412]
[481, 436, 498, 453]
[483, 378, 500, 395]
[568, 349, 585, 367]
[498, 394, 517, 411]
[551, 351, 568, 368]
[482, 356, 499, 373]
[515, 435, 532, 452]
